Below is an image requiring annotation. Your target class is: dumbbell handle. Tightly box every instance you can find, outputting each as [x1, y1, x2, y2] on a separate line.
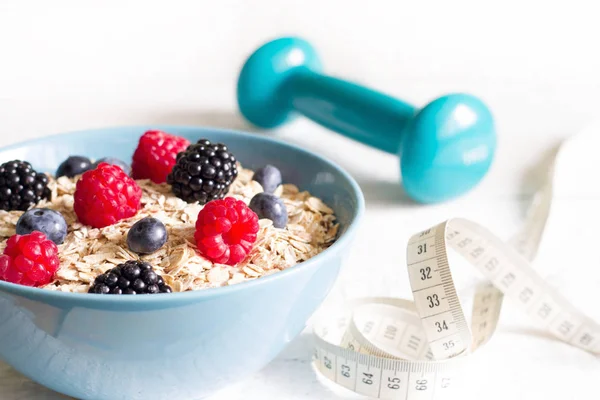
[283, 69, 416, 154]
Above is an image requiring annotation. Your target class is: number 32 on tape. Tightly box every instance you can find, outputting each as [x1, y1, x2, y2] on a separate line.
[312, 218, 599, 399]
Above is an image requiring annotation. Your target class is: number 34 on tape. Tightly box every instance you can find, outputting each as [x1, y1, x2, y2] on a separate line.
[312, 218, 599, 400]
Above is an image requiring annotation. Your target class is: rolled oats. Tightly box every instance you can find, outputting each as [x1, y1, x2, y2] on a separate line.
[0, 166, 338, 292]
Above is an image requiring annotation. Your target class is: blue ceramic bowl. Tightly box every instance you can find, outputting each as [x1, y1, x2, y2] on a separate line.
[0, 126, 364, 400]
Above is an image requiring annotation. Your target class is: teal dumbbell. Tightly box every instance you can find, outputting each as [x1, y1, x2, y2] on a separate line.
[237, 37, 496, 203]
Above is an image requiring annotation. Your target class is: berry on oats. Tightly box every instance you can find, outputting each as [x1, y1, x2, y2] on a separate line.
[0, 160, 50, 211]
[16, 208, 68, 245]
[132, 130, 190, 184]
[0, 231, 59, 287]
[127, 217, 168, 254]
[55, 156, 93, 178]
[249, 193, 288, 229]
[194, 197, 259, 265]
[73, 163, 142, 228]
[92, 157, 131, 176]
[88, 260, 172, 294]
[252, 164, 282, 193]
[167, 139, 238, 205]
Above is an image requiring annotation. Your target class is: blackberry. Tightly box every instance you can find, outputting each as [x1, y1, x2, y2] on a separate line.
[0, 160, 50, 211]
[88, 260, 172, 295]
[167, 139, 238, 205]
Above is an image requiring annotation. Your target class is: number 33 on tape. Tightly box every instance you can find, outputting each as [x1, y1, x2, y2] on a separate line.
[312, 217, 599, 399]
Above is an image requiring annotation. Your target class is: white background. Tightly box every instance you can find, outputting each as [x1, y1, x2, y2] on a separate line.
[0, 1, 599, 399]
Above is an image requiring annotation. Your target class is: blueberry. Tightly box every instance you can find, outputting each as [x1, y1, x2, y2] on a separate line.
[16, 208, 68, 244]
[56, 156, 93, 178]
[92, 157, 131, 175]
[248, 193, 288, 229]
[252, 165, 282, 193]
[126, 217, 168, 254]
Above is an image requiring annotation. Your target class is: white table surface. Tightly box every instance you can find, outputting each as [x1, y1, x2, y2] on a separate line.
[1, 1, 599, 398]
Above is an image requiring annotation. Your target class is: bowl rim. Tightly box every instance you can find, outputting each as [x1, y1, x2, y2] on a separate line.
[0, 125, 365, 304]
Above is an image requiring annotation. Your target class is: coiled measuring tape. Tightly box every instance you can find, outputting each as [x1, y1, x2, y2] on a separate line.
[312, 158, 599, 398]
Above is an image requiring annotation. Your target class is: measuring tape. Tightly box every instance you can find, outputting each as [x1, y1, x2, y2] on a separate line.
[312, 151, 599, 399]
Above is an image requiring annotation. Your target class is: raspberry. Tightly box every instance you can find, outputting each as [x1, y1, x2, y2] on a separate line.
[194, 198, 259, 265]
[74, 163, 142, 228]
[0, 231, 60, 287]
[132, 130, 190, 184]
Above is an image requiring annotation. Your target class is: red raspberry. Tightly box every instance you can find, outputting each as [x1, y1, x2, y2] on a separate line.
[132, 130, 190, 184]
[0, 231, 60, 287]
[194, 198, 259, 265]
[74, 163, 142, 228]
